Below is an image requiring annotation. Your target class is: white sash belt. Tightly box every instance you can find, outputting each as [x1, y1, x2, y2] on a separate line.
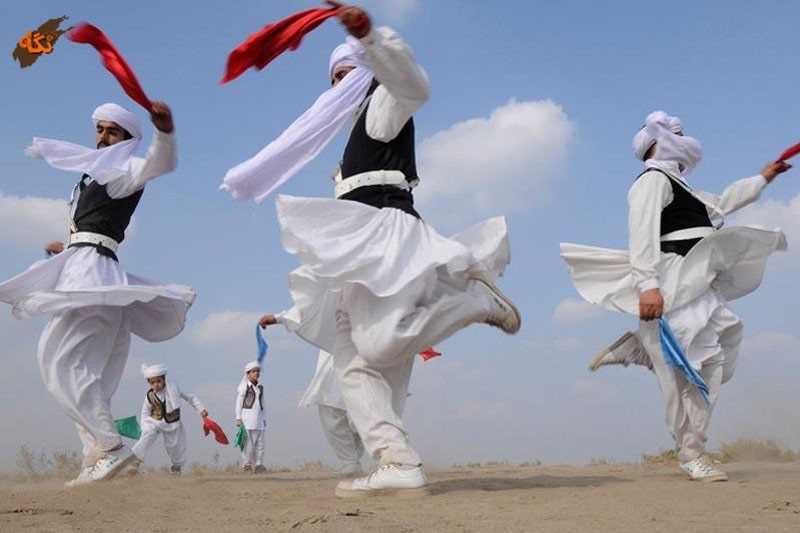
[661, 227, 714, 242]
[334, 170, 412, 199]
[69, 231, 120, 254]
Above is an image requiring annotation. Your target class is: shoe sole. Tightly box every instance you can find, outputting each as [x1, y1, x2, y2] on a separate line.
[588, 332, 635, 371]
[470, 273, 521, 334]
[335, 485, 431, 499]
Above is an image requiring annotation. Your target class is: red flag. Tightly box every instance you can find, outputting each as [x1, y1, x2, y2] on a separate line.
[202, 416, 229, 445]
[418, 347, 442, 362]
[778, 142, 800, 162]
[68, 23, 153, 112]
[221, 7, 339, 84]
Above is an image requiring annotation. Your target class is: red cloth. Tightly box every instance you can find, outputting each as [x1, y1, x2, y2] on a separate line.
[202, 416, 230, 445]
[68, 23, 153, 112]
[418, 347, 442, 362]
[778, 142, 800, 161]
[221, 7, 339, 84]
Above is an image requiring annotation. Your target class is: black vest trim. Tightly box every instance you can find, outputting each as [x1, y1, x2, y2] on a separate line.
[242, 384, 263, 410]
[147, 389, 180, 423]
[71, 174, 142, 252]
[636, 168, 712, 237]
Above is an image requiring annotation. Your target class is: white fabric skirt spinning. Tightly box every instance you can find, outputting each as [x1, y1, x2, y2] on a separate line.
[560, 226, 786, 315]
[276, 194, 510, 353]
[0, 246, 195, 342]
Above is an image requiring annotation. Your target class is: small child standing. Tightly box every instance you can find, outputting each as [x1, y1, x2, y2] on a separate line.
[235, 361, 266, 473]
[132, 364, 207, 474]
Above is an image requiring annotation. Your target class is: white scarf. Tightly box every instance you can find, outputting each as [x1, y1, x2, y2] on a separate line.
[238, 361, 261, 395]
[141, 363, 180, 413]
[632, 110, 703, 175]
[221, 37, 374, 203]
[25, 103, 142, 184]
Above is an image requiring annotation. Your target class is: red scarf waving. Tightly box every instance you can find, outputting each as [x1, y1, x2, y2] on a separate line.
[68, 23, 153, 112]
[778, 142, 800, 162]
[221, 7, 340, 84]
[203, 416, 229, 445]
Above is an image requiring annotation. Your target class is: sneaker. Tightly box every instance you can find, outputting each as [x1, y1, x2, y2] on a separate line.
[338, 462, 364, 477]
[254, 465, 267, 473]
[335, 463, 430, 498]
[90, 446, 135, 482]
[589, 332, 653, 371]
[242, 463, 253, 473]
[170, 465, 182, 475]
[469, 273, 521, 334]
[680, 456, 728, 482]
[64, 465, 95, 488]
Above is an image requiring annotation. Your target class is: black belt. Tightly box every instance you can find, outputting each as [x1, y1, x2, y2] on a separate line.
[660, 238, 702, 256]
[67, 242, 119, 262]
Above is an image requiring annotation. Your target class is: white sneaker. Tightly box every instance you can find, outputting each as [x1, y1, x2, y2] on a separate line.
[335, 463, 430, 498]
[589, 331, 653, 371]
[338, 461, 364, 477]
[680, 456, 728, 482]
[64, 465, 95, 488]
[90, 446, 135, 482]
[469, 273, 521, 334]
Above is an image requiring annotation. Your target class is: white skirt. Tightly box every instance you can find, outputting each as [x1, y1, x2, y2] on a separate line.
[0, 247, 195, 342]
[298, 350, 344, 410]
[276, 195, 510, 352]
[560, 226, 787, 315]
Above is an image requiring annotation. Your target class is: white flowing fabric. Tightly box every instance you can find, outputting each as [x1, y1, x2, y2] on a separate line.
[221, 37, 374, 203]
[299, 350, 344, 410]
[632, 110, 703, 175]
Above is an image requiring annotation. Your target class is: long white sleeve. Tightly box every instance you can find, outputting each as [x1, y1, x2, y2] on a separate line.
[361, 26, 430, 142]
[235, 388, 245, 420]
[180, 389, 205, 414]
[628, 170, 672, 292]
[138, 395, 151, 422]
[695, 175, 768, 216]
[106, 130, 177, 199]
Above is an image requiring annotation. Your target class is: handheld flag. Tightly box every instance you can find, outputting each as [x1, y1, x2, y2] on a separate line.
[202, 416, 230, 445]
[221, 7, 340, 84]
[256, 324, 268, 366]
[234, 424, 247, 451]
[114, 416, 141, 440]
[418, 347, 441, 362]
[659, 317, 710, 405]
[778, 142, 800, 162]
[68, 23, 153, 111]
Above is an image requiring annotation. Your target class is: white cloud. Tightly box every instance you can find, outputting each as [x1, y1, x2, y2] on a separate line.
[415, 99, 574, 224]
[552, 298, 604, 324]
[190, 310, 263, 345]
[0, 193, 68, 252]
[571, 378, 617, 399]
[732, 194, 800, 265]
[362, 0, 419, 23]
[742, 331, 800, 360]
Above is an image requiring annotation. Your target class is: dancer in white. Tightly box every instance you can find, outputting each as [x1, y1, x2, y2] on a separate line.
[561, 111, 791, 482]
[132, 364, 207, 474]
[232, 3, 520, 497]
[235, 361, 267, 473]
[0, 102, 195, 486]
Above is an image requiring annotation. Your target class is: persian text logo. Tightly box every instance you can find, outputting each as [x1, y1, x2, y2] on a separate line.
[12, 15, 73, 69]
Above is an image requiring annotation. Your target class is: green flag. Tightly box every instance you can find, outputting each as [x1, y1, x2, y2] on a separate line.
[234, 425, 247, 450]
[115, 416, 141, 440]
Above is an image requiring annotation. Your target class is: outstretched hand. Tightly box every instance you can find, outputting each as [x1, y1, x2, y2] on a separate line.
[324, 1, 372, 38]
[762, 160, 792, 183]
[258, 314, 278, 329]
[45, 241, 64, 256]
[150, 101, 174, 133]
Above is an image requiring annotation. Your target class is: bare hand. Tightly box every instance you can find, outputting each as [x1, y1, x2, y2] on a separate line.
[762, 160, 792, 183]
[324, 1, 371, 38]
[45, 241, 64, 256]
[235, 419, 242, 427]
[150, 101, 174, 133]
[200, 410, 208, 418]
[639, 288, 664, 321]
[258, 314, 277, 329]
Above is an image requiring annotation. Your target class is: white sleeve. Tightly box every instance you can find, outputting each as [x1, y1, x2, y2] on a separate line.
[106, 130, 178, 199]
[180, 389, 205, 414]
[628, 171, 672, 293]
[235, 388, 245, 419]
[695, 175, 768, 216]
[139, 395, 150, 423]
[361, 26, 430, 142]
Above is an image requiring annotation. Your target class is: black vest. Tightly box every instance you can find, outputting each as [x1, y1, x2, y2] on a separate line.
[242, 383, 263, 410]
[70, 174, 143, 259]
[147, 389, 180, 423]
[636, 168, 712, 256]
[338, 98, 420, 218]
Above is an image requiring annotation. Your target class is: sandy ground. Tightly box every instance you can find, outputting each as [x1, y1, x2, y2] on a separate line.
[1, 461, 799, 532]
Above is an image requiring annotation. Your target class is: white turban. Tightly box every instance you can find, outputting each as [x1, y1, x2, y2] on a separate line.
[632, 111, 703, 175]
[92, 102, 142, 140]
[25, 102, 141, 184]
[141, 363, 167, 379]
[244, 361, 260, 373]
[221, 37, 374, 203]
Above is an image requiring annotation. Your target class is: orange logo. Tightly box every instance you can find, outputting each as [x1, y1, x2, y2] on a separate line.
[12, 15, 73, 69]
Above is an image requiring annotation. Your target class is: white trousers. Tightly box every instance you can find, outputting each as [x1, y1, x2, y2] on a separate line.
[333, 271, 491, 466]
[318, 405, 364, 465]
[132, 422, 187, 466]
[241, 429, 265, 467]
[37, 306, 131, 467]
[639, 291, 743, 463]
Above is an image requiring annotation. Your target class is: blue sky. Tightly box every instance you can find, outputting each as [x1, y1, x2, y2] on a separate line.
[1, 0, 799, 470]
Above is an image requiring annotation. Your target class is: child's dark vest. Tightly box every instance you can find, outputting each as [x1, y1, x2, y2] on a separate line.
[147, 389, 180, 423]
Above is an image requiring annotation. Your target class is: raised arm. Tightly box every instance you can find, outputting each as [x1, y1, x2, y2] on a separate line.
[697, 160, 791, 216]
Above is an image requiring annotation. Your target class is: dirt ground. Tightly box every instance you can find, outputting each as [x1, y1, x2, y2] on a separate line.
[1, 461, 799, 532]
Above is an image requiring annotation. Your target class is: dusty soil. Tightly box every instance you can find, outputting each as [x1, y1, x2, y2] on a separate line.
[1, 462, 799, 532]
